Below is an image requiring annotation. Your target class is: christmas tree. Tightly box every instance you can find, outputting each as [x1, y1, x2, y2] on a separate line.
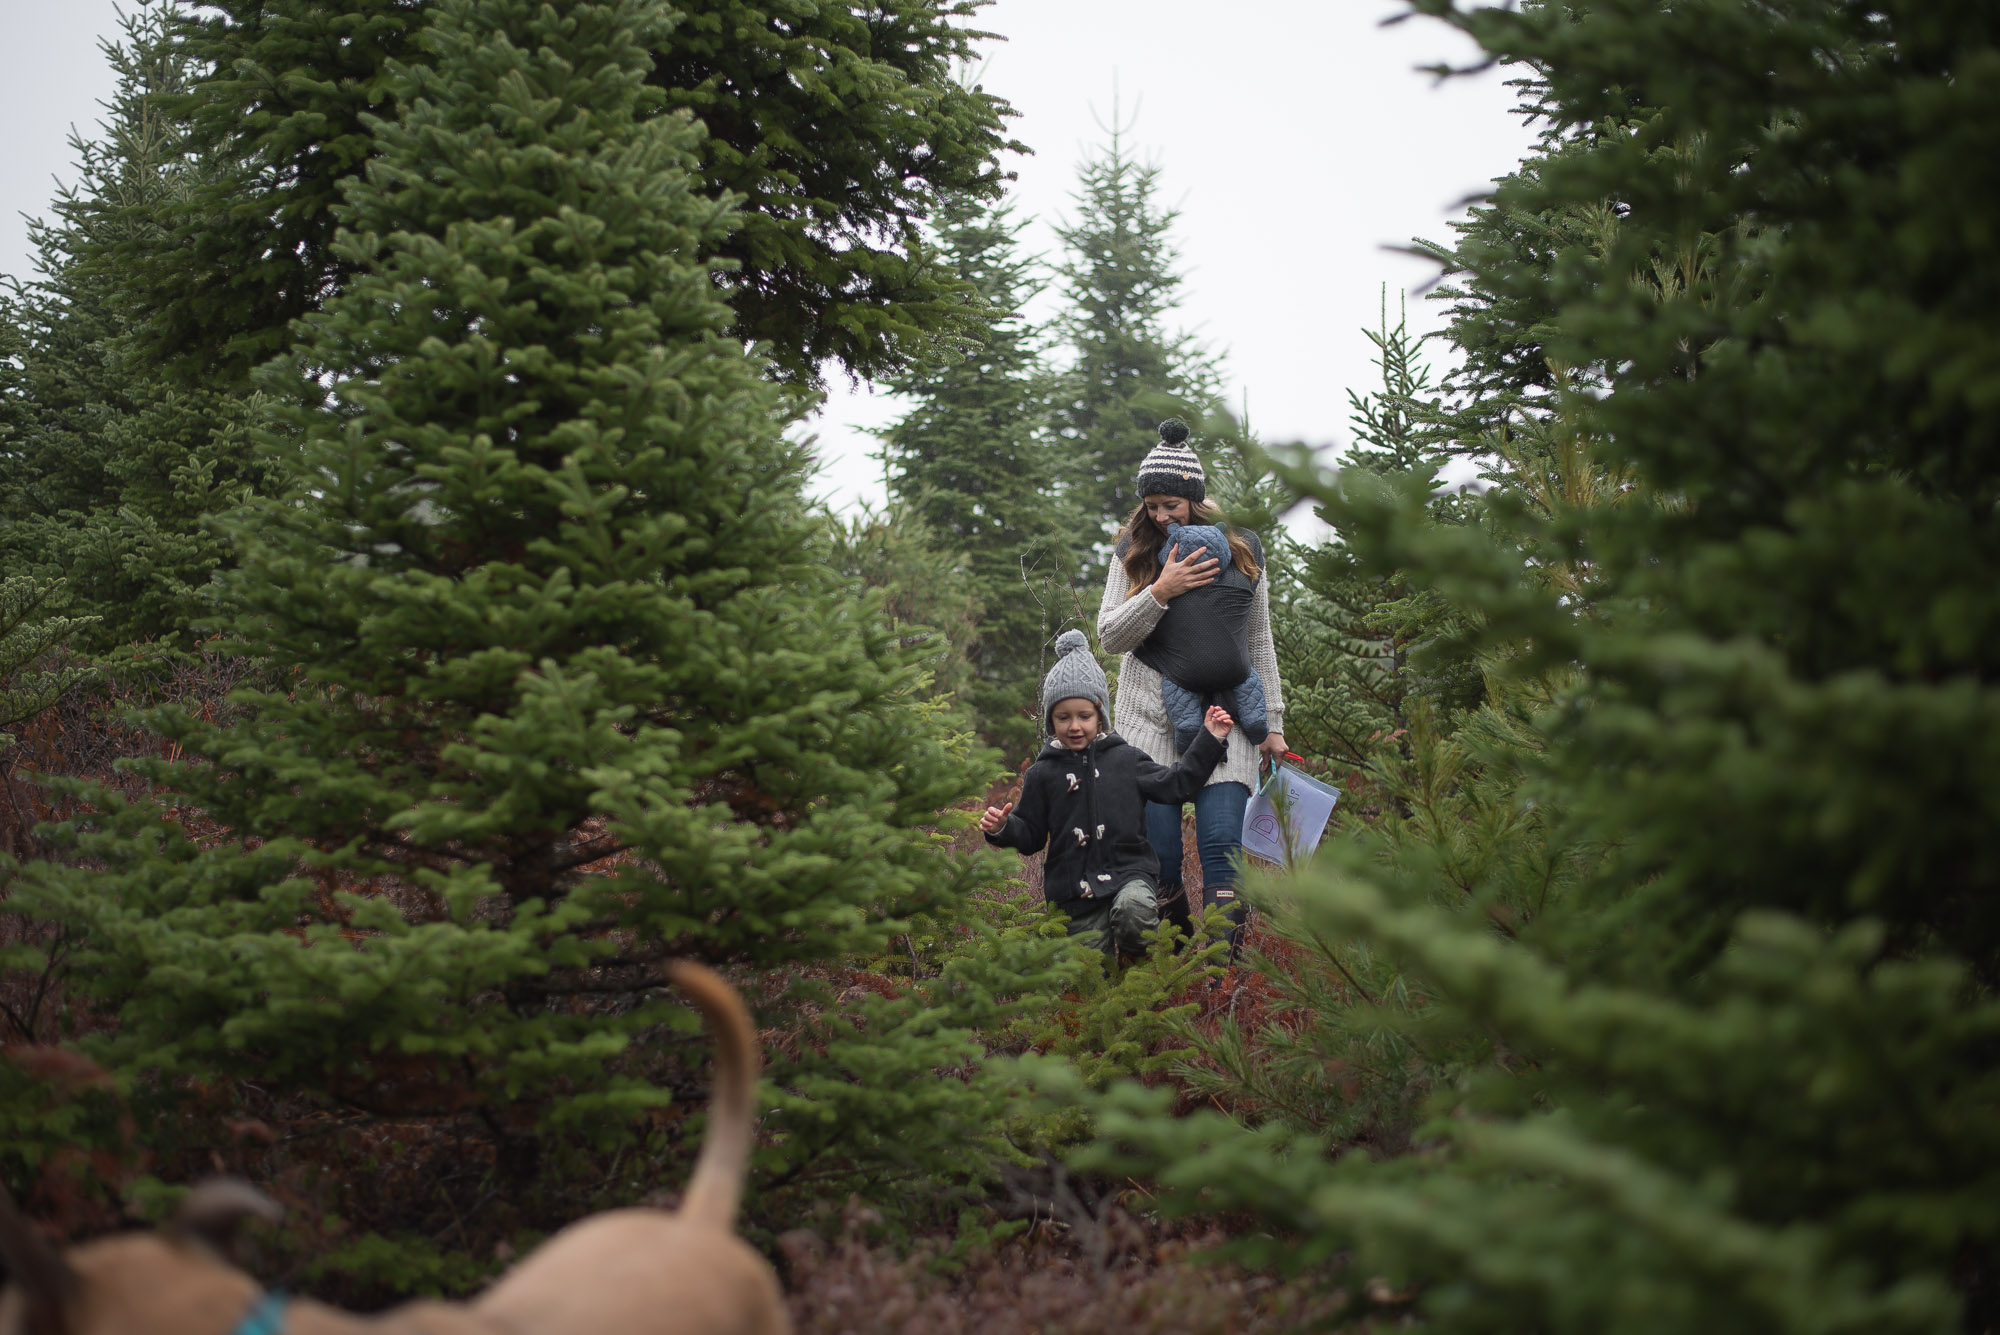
[1058, 1, 2000, 1330]
[0, 581, 94, 750]
[0, 4, 263, 649]
[16, 0, 1021, 1253]
[113, 0, 1018, 387]
[877, 189, 1075, 751]
[1272, 293, 1449, 776]
[820, 499, 983, 714]
[1052, 108, 1220, 562]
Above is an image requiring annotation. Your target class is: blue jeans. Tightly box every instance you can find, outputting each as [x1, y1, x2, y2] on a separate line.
[1146, 781, 1249, 941]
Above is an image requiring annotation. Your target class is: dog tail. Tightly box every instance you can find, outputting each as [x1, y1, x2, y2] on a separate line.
[667, 960, 761, 1229]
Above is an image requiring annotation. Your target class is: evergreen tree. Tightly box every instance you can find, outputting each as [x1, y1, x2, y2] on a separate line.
[1196, 400, 1294, 541]
[1052, 110, 1220, 558]
[1143, 309, 1536, 1153]
[0, 4, 263, 649]
[15, 0, 1019, 1246]
[0, 581, 94, 750]
[1410, 113, 1618, 473]
[877, 189, 1073, 752]
[110, 0, 1019, 388]
[1272, 294, 1448, 776]
[821, 499, 983, 711]
[1052, 1, 2000, 1330]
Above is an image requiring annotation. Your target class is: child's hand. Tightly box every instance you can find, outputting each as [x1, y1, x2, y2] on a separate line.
[1204, 706, 1234, 739]
[980, 802, 1014, 834]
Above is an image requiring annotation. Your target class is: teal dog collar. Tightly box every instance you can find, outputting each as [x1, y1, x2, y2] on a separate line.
[232, 1291, 288, 1335]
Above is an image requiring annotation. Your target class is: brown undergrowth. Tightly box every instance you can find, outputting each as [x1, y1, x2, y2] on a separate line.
[785, 1198, 1348, 1335]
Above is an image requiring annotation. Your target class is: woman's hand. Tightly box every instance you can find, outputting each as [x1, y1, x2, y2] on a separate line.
[1149, 540, 1220, 602]
[1257, 731, 1288, 763]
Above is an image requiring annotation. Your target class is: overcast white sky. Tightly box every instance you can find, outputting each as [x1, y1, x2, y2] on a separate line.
[0, 0, 1537, 512]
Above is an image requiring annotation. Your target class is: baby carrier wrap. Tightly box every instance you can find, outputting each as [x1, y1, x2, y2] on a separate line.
[1128, 523, 1270, 752]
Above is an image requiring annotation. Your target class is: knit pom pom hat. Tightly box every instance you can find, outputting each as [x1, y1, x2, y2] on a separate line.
[1041, 629, 1111, 735]
[1135, 418, 1206, 505]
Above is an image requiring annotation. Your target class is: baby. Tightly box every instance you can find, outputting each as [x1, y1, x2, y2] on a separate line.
[1137, 520, 1271, 753]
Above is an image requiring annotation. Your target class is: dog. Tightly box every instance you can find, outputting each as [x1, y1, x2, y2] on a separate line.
[0, 961, 789, 1335]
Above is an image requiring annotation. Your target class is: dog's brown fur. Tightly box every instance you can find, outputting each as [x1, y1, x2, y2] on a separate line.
[0, 962, 788, 1335]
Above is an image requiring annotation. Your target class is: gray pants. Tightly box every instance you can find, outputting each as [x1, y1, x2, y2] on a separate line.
[1065, 878, 1160, 955]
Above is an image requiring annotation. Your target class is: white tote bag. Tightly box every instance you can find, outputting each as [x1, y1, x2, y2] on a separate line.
[1241, 759, 1341, 868]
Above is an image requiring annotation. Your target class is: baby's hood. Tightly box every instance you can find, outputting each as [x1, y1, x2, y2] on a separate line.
[1163, 521, 1231, 559]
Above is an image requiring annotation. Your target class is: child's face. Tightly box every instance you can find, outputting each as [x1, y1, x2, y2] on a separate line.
[1144, 494, 1193, 528]
[1050, 699, 1102, 750]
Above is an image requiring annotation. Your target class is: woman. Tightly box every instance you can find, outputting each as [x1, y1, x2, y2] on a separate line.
[1095, 419, 1286, 945]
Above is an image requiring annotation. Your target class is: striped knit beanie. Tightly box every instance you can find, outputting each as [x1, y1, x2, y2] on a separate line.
[1135, 418, 1206, 504]
[1041, 629, 1111, 735]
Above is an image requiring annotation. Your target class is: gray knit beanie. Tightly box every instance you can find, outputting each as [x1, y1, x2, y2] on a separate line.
[1041, 629, 1111, 735]
[1135, 418, 1206, 505]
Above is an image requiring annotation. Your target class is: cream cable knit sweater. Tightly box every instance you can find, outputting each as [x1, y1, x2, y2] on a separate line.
[1096, 551, 1284, 793]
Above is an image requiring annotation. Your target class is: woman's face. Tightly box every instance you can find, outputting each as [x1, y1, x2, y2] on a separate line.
[1143, 494, 1192, 528]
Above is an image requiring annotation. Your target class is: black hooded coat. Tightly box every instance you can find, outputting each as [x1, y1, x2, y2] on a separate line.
[984, 729, 1224, 911]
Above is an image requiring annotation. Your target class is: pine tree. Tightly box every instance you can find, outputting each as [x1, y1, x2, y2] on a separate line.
[1196, 400, 1294, 541]
[1147, 305, 1562, 1155]
[1053, 2, 2000, 1330]
[15, 0, 1020, 1248]
[0, 581, 95, 750]
[111, 0, 1018, 388]
[1052, 109, 1221, 560]
[1272, 294, 1448, 776]
[877, 190, 1074, 751]
[0, 4, 264, 650]
[1410, 117, 1618, 473]
[821, 499, 983, 711]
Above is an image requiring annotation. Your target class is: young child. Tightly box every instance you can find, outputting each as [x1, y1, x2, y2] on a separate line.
[981, 628, 1234, 956]
[1147, 516, 1272, 753]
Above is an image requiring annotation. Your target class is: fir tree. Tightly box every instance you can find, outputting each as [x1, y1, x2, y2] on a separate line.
[1052, 109, 1220, 559]
[111, 0, 1019, 388]
[15, 0, 1019, 1241]
[1196, 400, 1295, 542]
[1142, 313, 1533, 1153]
[1272, 294, 1448, 775]
[821, 499, 983, 712]
[0, 4, 263, 649]
[1054, 1, 2000, 1330]
[877, 189, 1074, 751]
[0, 580, 95, 750]
[1410, 120, 1618, 472]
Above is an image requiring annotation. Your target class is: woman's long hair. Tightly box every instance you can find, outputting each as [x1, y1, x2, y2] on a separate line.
[1117, 499, 1263, 591]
